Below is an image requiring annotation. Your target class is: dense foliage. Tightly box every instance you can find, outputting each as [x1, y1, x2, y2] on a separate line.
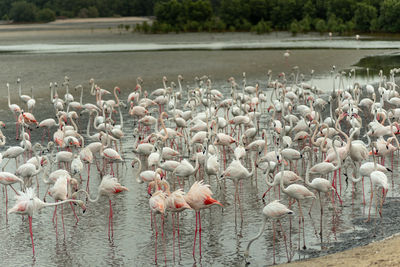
[2, 0, 400, 34]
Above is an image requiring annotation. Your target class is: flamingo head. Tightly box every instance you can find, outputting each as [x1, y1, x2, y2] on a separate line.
[75, 200, 86, 213]
[115, 87, 121, 94]
[40, 157, 48, 166]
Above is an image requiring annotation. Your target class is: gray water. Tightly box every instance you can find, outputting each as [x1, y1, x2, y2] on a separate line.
[0, 31, 399, 266]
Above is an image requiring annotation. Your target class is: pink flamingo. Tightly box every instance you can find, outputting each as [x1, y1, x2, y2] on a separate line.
[8, 187, 86, 255]
[184, 180, 223, 257]
[7, 83, 21, 140]
[0, 171, 23, 220]
[244, 200, 293, 264]
[72, 175, 128, 240]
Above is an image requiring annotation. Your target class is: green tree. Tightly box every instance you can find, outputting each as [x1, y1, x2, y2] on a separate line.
[220, 0, 249, 26]
[353, 3, 377, 32]
[314, 18, 327, 33]
[326, 0, 356, 21]
[379, 0, 400, 32]
[182, 0, 213, 23]
[270, 0, 298, 30]
[36, 8, 55, 22]
[290, 19, 300, 34]
[87, 6, 99, 18]
[248, 0, 270, 24]
[154, 0, 183, 26]
[10, 1, 37, 22]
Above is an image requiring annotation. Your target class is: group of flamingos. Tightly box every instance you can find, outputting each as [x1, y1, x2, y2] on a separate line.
[0, 68, 397, 264]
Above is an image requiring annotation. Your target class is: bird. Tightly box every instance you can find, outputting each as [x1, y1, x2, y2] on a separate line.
[245, 200, 293, 264]
[279, 157, 315, 250]
[72, 175, 128, 239]
[9, 187, 86, 255]
[184, 180, 223, 257]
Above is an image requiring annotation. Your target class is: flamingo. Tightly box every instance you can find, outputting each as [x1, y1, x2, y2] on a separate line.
[365, 142, 389, 222]
[244, 200, 293, 264]
[7, 82, 21, 140]
[279, 158, 315, 250]
[73, 175, 128, 239]
[0, 171, 24, 220]
[9, 187, 86, 255]
[148, 179, 168, 262]
[184, 180, 223, 257]
[48, 174, 81, 234]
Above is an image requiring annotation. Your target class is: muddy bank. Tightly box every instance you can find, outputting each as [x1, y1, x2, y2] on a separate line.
[278, 197, 400, 266]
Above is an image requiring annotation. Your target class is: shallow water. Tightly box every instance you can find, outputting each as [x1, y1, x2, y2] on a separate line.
[0, 31, 399, 266]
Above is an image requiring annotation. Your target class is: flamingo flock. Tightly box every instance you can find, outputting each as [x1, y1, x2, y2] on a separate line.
[0, 67, 398, 266]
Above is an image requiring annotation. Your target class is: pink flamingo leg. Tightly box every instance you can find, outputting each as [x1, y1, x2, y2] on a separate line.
[177, 213, 181, 258]
[29, 215, 35, 255]
[86, 164, 91, 194]
[154, 213, 158, 263]
[108, 199, 114, 239]
[5, 186, 8, 222]
[110, 200, 114, 238]
[172, 214, 176, 260]
[69, 202, 79, 224]
[193, 211, 198, 257]
[61, 204, 65, 238]
[362, 177, 366, 205]
[162, 214, 166, 263]
[199, 211, 202, 257]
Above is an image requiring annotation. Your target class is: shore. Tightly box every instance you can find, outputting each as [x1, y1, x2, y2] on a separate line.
[280, 234, 400, 267]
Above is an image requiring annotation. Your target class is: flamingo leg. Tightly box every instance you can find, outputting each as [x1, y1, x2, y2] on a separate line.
[162, 214, 166, 263]
[61, 204, 65, 238]
[319, 192, 323, 244]
[69, 202, 79, 224]
[199, 211, 202, 257]
[5, 186, 8, 222]
[193, 210, 198, 257]
[272, 221, 276, 265]
[86, 163, 91, 195]
[29, 215, 35, 255]
[154, 212, 158, 263]
[108, 199, 113, 240]
[366, 188, 374, 223]
[172, 213, 176, 260]
[177, 213, 181, 258]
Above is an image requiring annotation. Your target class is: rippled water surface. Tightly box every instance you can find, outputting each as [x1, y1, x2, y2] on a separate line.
[0, 30, 399, 266]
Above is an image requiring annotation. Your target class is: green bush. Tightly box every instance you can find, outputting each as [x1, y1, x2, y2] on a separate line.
[251, 19, 272, 34]
[141, 21, 150, 33]
[87, 6, 99, 18]
[314, 19, 327, 33]
[299, 16, 311, 32]
[10, 1, 37, 22]
[290, 20, 300, 34]
[36, 8, 56, 23]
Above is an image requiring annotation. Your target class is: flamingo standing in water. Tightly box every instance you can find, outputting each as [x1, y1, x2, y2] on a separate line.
[244, 200, 293, 264]
[184, 180, 223, 257]
[7, 82, 21, 140]
[279, 157, 316, 250]
[0, 171, 24, 220]
[8, 187, 86, 255]
[73, 175, 128, 240]
[148, 179, 168, 263]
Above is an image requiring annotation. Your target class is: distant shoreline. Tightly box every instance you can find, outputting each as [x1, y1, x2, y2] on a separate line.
[0, 16, 152, 31]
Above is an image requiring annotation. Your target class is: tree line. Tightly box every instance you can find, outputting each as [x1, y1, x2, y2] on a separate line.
[3, 0, 400, 34]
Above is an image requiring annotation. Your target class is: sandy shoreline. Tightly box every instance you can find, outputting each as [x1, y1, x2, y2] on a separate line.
[280, 234, 400, 267]
[0, 16, 150, 30]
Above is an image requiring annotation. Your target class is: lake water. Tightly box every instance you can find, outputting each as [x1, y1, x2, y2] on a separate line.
[0, 29, 399, 266]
